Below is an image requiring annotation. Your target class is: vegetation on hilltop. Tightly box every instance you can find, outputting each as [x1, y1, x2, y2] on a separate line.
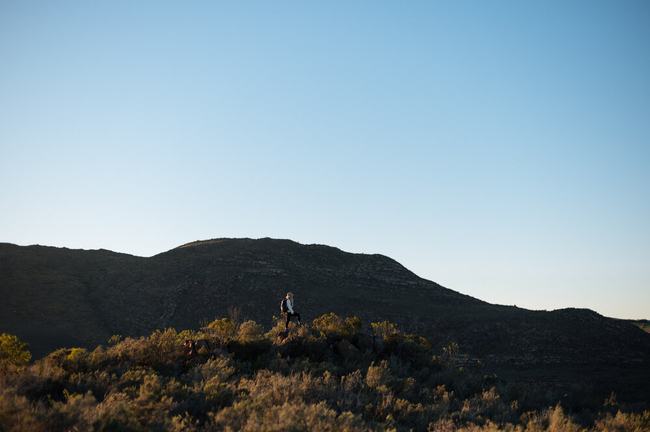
[1, 314, 648, 432]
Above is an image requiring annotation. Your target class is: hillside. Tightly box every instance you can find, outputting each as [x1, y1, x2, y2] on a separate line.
[627, 319, 650, 333]
[0, 238, 476, 358]
[1, 238, 649, 403]
[1, 319, 649, 431]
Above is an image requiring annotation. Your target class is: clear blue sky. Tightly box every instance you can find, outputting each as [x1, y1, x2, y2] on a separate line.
[1, 1, 648, 319]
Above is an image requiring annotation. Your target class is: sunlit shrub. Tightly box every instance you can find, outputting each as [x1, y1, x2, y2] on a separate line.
[366, 360, 393, 389]
[81, 347, 106, 374]
[313, 313, 347, 337]
[238, 320, 265, 343]
[190, 356, 236, 384]
[210, 399, 369, 431]
[593, 410, 650, 432]
[460, 387, 518, 425]
[177, 329, 204, 343]
[371, 321, 400, 341]
[106, 328, 185, 372]
[311, 314, 363, 350]
[107, 334, 123, 346]
[204, 318, 236, 349]
[265, 318, 287, 340]
[522, 404, 583, 432]
[0, 333, 31, 368]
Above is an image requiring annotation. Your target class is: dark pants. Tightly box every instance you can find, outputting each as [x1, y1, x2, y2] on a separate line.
[285, 312, 301, 329]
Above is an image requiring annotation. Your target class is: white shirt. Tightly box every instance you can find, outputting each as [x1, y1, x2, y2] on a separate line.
[286, 298, 295, 313]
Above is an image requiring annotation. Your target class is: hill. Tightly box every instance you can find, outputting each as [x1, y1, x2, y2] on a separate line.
[0, 238, 476, 358]
[626, 319, 650, 333]
[1, 238, 649, 403]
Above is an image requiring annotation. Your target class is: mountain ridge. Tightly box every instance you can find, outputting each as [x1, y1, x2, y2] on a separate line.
[1, 238, 649, 403]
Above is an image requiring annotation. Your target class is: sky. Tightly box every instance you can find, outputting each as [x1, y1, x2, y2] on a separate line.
[1, 1, 649, 320]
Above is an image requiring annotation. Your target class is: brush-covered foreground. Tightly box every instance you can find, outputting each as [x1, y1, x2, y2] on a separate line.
[1, 314, 648, 432]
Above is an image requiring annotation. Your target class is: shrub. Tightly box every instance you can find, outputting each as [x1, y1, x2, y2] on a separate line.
[107, 334, 123, 346]
[442, 342, 460, 365]
[210, 400, 369, 431]
[460, 387, 518, 425]
[371, 321, 400, 341]
[593, 410, 650, 431]
[238, 320, 265, 343]
[204, 318, 236, 349]
[345, 316, 363, 333]
[106, 328, 185, 373]
[366, 360, 393, 389]
[44, 390, 97, 431]
[522, 404, 583, 432]
[313, 313, 362, 340]
[0, 334, 31, 368]
[313, 313, 347, 335]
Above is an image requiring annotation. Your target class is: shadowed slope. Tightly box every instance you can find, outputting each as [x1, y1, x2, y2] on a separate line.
[1, 238, 649, 403]
[0, 238, 476, 357]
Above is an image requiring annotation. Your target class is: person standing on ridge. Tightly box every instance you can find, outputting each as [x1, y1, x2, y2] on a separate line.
[281, 292, 301, 331]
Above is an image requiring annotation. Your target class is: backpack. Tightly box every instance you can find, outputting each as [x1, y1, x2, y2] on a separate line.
[280, 298, 288, 313]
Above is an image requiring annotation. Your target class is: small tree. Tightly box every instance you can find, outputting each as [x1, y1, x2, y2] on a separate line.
[0, 333, 32, 368]
[204, 318, 236, 349]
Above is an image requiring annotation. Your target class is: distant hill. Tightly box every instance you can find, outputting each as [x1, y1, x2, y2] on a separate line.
[627, 319, 650, 333]
[1, 238, 649, 402]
